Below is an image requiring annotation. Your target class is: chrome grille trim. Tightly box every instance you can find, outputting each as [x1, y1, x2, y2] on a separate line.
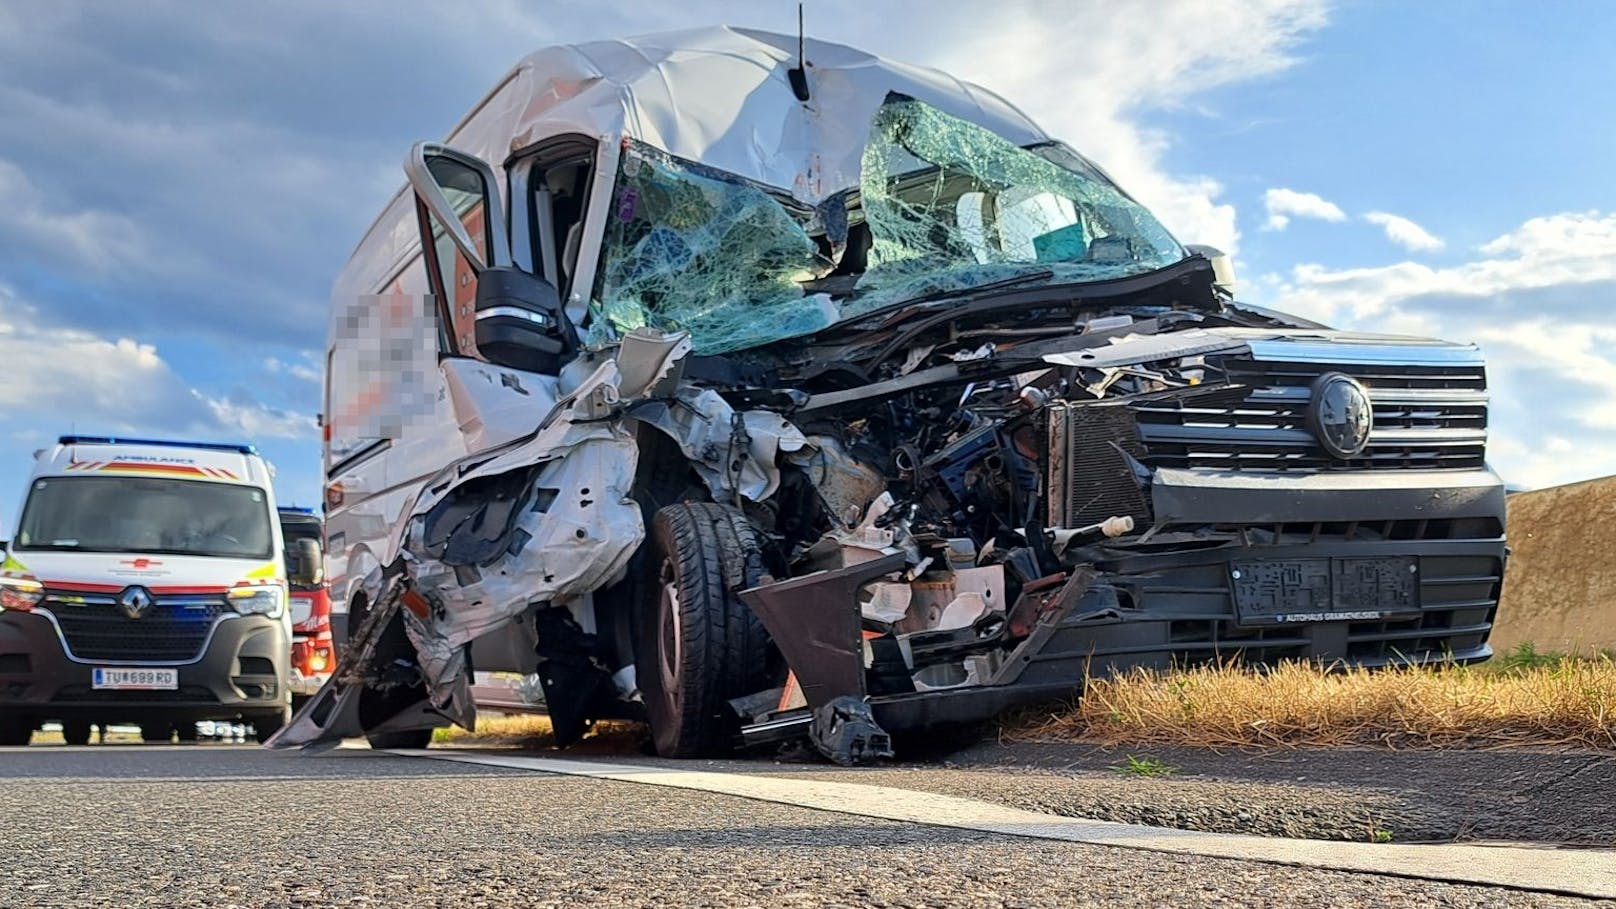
[37, 590, 236, 665]
[1134, 355, 1489, 473]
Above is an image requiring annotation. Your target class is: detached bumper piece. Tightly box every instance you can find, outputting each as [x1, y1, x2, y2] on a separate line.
[738, 552, 906, 764]
[812, 696, 894, 765]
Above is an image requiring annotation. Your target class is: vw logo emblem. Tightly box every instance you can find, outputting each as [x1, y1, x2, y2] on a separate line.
[1309, 372, 1373, 459]
[118, 586, 155, 620]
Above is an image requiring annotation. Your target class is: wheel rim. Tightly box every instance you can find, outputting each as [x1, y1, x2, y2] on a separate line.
[656, 557, 682, 706]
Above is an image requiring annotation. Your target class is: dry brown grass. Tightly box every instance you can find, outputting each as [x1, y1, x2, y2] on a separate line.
[433, 713, 646, 751]
[1008, 657, 1616, 751]
[434, 713, 556, 746]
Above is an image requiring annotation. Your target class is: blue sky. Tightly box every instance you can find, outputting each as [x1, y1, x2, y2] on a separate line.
[0, 0, 1612, 532]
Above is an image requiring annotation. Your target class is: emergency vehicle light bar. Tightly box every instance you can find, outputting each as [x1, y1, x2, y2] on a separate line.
[58, 435, 256, 455]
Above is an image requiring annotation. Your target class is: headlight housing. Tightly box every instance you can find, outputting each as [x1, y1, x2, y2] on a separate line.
[227, 586, 283, 618]
[0, 576, 43, 612]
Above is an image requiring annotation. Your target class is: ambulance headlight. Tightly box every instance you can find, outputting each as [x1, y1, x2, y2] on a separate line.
[0, 576, 43, 612]
[227, 586, 283, 618]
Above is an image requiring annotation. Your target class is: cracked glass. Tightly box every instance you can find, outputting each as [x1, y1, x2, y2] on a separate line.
[588, 97, 1185, 354]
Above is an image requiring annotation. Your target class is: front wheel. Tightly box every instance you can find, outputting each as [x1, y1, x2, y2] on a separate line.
[0, 713, 32, 746]
[364, 728, 434, 750]
[635, 503, 774, 758]
[61, 720, 92, 746]
[140, 723, 171, 744]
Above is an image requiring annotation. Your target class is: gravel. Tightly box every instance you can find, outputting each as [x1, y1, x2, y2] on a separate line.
[1, 745, 1607, 908]
[544, 738, 1616, 846]
[925, 742, 1616, 845]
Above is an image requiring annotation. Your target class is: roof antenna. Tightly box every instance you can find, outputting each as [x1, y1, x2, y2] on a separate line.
[787, 2, 811, 102]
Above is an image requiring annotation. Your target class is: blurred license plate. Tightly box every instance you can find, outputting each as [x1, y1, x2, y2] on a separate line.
[1231, 557, 1420, 624]
[92, 667, 178, 690]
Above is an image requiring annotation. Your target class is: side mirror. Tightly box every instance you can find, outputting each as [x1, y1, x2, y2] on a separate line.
[403, 142, 511, 271]
[1185, 244, 1236, 297]
[290, 537, 323, 588]
[475, 267, 579, 374]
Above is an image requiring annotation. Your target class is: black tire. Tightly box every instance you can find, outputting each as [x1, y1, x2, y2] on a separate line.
[61, 720, 92, 746]
[635, 502, 773, 758]
[251, 707, 291, 744]
[0, 714, 32, 746]
[175, 723, 199, 744]
[364, 728, 434, 750]
[140, 723, 172, 744]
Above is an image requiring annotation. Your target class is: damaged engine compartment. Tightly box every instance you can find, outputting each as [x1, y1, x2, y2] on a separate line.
[282, 34, 1506, 764]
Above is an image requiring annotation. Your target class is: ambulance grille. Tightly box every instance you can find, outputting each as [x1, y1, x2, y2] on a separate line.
[42, 593, 228, 663]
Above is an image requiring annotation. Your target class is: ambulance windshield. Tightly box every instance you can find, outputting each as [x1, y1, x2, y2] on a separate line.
[15, 477, 274, 560]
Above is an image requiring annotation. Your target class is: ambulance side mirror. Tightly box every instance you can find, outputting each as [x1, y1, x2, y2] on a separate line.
[290, 538, 323, 588]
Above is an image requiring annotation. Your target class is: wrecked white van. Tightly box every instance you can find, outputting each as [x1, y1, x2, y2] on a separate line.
[278, 28, 1506, 762]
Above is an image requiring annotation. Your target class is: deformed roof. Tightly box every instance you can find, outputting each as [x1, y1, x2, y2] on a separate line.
[445, 25, 1049, 201]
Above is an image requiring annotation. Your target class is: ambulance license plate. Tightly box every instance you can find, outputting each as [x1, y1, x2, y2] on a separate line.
[92, 667, 178, 690]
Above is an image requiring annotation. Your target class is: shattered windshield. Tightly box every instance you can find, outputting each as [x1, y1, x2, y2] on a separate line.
[856, 97, 1185, 302]
[591, 95, 1186, 354]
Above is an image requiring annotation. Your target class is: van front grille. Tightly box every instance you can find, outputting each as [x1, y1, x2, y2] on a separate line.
[1132, 358, 1488, 472]
[42, 593, 228, 663]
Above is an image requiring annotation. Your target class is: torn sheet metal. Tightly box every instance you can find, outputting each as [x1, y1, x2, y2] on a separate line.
[385, 361, 644, 714]
[1039, 328, 1254, 369]
[403, 433, 641, 651]
[441, 359, 563, 454]
[790, 435, 887, 529]
[628, 386, 807, 502]
[738, 550, 907, 709]
[614, 327, 693, 399]
[268, 569, 445, 749]
[277, 360, 645, 748]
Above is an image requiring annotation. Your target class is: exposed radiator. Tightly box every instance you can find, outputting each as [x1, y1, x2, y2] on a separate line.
[1044, 401, 1152, 530]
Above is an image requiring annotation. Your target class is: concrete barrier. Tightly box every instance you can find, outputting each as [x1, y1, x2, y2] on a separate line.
[1494, 475, 1616, 656]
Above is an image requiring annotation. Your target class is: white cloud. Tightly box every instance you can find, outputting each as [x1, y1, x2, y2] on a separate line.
[1487, 435, 1581, 491]
[0, 158, 159, 276]
[199, 394, 316, 440]
[1263, 187, 1347, 230]
[1268, 211, 1616, 325]
[1260, 210, 1616, 489]
[917, 0, 1331, 254]
[265, 356, 321, 384]
[1365, 210, 1444, 251]
[0, 284, 316, 443]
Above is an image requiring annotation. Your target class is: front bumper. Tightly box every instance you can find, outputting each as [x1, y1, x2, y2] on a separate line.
[1026, 467, 1507, 671]
[745, 468, 1507, 740]
[0, 610, 290, 723]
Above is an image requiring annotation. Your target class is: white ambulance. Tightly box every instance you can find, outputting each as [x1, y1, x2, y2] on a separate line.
[0, 436, 309, 745]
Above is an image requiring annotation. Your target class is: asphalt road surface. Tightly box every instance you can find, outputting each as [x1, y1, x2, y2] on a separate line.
[1, 744, 1605, 909]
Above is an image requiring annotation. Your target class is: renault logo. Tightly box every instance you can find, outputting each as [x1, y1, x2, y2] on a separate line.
[118, 586, 155, 620]
[1309, 372, 1374, 459]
